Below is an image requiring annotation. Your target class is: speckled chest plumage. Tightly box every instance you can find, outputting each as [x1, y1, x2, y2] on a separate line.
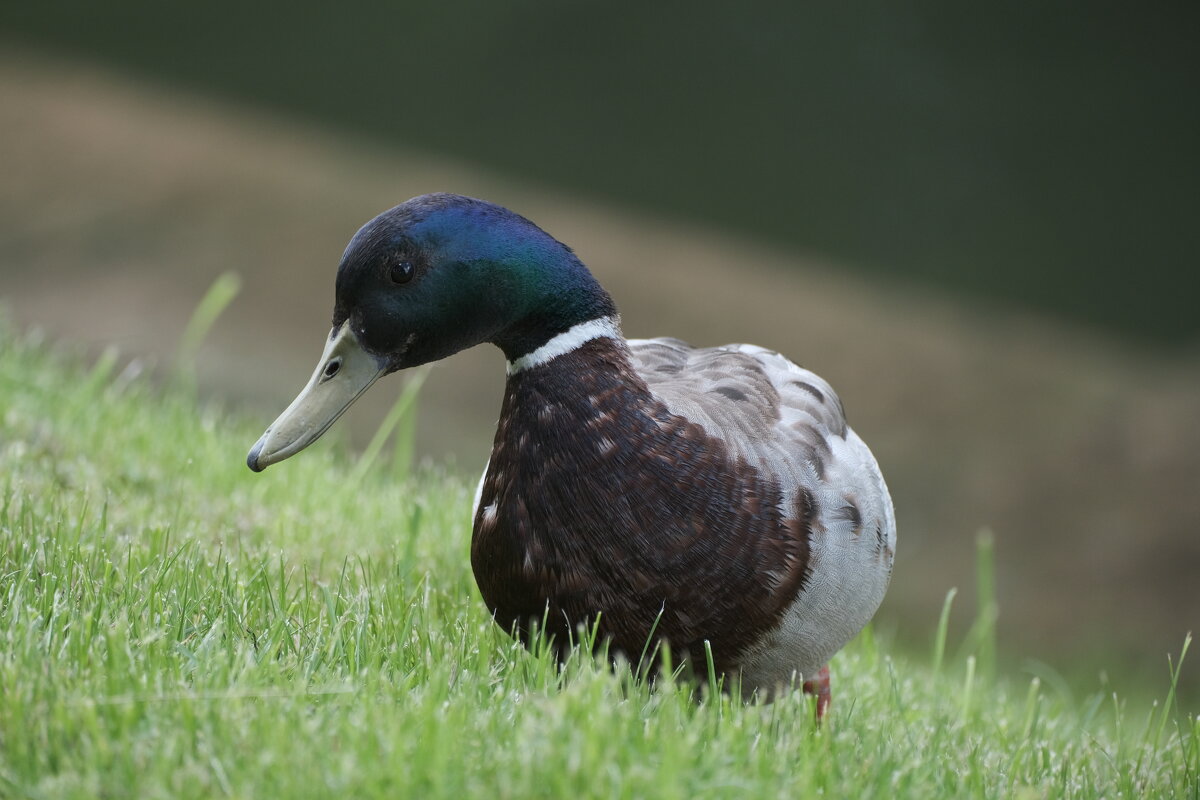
[469, 338, 813, 673]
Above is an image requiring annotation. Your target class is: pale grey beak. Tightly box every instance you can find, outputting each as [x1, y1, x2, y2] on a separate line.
[247, 323, 386, 472]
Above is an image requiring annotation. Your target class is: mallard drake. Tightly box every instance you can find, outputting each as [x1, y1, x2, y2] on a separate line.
[247, 193, 895, 716]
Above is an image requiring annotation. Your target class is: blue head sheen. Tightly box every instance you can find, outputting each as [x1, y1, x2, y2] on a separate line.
[332, 194, 615, 368]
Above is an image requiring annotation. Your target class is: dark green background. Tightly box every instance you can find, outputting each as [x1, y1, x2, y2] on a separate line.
[4, 1, 1197, 343]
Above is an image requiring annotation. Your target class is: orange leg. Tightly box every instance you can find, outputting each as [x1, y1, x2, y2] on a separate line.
[802, 664, 831, 722]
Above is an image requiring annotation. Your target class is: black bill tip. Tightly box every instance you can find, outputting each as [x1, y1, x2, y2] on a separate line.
[246, 439, 267, 472]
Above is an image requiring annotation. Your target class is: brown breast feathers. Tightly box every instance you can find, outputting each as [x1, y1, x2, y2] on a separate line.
[470, 338, 813, 674]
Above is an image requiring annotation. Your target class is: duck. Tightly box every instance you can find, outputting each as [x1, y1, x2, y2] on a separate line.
[247, 193, 895, 718]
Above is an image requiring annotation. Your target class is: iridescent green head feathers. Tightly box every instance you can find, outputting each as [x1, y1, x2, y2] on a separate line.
[247, 193, 617, 471]
[333, 193, 616, 367]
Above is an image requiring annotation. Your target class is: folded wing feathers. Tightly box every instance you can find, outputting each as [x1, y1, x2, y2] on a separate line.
[628, 337, 894, 559]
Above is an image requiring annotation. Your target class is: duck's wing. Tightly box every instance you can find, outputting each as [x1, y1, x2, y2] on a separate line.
[627, 337, 848, 477]
[627, 336, 896, 674]
[628, 335, 882, 498]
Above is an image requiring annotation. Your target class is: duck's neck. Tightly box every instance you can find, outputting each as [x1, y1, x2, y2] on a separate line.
[505, 316, 625, 375]
[487, 251, 618, 362]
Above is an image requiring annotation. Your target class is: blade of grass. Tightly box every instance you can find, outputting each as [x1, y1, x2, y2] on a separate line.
[175, 271, 242, 389]
[932, 587, 957, 677]
[351, 366, 430, 484]
[956, 530, 998, 680]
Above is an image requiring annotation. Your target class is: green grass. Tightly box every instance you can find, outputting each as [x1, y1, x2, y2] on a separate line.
[1, 326, 1197, 799]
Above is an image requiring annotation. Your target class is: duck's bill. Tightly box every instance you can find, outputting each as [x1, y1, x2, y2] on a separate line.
[247, 323, 387, 472]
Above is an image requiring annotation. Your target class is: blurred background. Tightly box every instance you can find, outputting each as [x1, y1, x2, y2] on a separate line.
[2, 3, 1197, 701]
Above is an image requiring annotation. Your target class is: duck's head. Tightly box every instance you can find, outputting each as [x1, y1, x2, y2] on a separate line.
[247, 193, 615, 472]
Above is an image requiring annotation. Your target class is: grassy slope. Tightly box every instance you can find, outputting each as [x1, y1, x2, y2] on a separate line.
[3, 52, 1200, 686]
[1, 331, 1197, 799]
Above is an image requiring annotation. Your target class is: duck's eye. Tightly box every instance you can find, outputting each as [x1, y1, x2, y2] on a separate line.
[390, 260, 415, 284]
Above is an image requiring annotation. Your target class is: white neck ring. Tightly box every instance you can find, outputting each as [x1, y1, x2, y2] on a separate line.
[506, 316, 622, 375]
